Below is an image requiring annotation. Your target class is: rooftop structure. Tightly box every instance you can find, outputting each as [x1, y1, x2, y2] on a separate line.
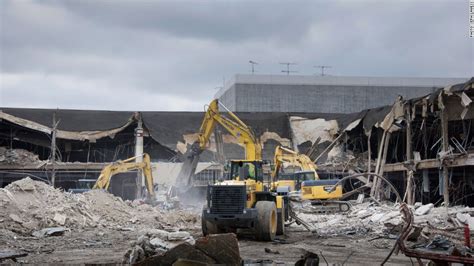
[215, 74, 467, 113]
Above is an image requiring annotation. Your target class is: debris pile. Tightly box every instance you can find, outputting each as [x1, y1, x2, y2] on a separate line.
[321, 148, 372, 173]
[0, 177, 199, 236]
[293, 201, 474, 237]
[396, 204, 474, 263]
[0, 147, 43, 166]
[124, 233, 241, 265]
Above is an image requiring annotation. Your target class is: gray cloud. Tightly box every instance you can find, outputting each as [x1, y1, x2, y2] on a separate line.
[0, 0, 472, 111]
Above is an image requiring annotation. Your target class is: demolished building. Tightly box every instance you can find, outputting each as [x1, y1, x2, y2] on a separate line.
[1, 78, 473, 206]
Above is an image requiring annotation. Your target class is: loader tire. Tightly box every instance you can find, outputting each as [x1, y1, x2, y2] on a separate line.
[276, 204, 285, 235]
[255, 201, 277, 241]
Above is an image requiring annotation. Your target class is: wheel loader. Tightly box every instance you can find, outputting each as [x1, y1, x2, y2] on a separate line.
[202, 160, 289, 240]
[176, 99, 289, 241]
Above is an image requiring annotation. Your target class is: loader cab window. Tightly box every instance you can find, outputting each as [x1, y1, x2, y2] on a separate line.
[230, 161, 263, 182]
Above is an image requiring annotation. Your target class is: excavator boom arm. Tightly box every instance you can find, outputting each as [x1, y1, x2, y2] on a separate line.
[176, 99, 262, 189]
[272, 146, 318, 182]
[197, 99, 262, 161]
[93, 153, 155, 198]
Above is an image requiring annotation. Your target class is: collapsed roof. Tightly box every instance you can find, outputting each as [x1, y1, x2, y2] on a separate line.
[1, 78, 472, 160]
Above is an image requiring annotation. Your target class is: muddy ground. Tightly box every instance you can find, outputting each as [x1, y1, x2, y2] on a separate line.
[1, 226, 412, 265]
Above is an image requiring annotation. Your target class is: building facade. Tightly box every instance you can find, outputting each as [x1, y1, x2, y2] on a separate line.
[215, 74, 467, 113]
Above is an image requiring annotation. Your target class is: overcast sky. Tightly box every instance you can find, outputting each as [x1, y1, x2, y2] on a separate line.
[0, 0, 473, 111]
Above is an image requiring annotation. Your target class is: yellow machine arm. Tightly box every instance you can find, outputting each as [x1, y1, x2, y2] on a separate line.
[176, 99, 262, 189]
[197, 99, 262, 161]
[93, 153, 155, 199]
[272, 146, 319, 181]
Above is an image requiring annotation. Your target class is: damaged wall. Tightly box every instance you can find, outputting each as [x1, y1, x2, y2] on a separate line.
[1, 78, 473, 206]
[339, 78, 474, 206]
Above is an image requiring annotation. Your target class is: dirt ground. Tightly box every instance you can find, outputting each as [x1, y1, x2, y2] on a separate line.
[0, 179, 457, 264]
[0, 226, 413, 265]
[238, 229, 412, 265]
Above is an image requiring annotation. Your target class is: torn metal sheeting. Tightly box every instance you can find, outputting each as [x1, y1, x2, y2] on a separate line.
[0, 110, 135, 141]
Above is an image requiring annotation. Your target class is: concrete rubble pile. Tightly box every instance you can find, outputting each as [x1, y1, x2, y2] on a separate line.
[0, 147, 44, 167]
[123, 233, 241, 265]
[0, 177, 199, 237]
[321, 147, 373, 173]
[293, 201, 474, 238]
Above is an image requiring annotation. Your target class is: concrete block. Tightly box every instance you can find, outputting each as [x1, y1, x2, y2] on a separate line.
[414, 203, 433, 216]
[195, 233, 241, 265]
[168, 231, 190, 241]
[136, 242, 215, 266]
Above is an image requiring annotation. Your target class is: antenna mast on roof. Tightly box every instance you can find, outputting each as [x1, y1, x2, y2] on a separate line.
[314, 65, 332, 76]
[280, 62, 297, 75]
[249, 60, 258, 74]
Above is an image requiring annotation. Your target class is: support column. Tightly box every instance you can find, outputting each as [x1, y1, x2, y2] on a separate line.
[405, 104, 414, 205]
[440, 106, 450, 206]
[135, 117, 144, 199]
[367, 131, 371, 175]
[375, 131, 391, 199]
[51, 111, 58, 186]
[371, 130, 386, 197]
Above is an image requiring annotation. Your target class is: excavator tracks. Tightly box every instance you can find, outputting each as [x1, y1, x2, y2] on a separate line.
[308, 200, 352, 214]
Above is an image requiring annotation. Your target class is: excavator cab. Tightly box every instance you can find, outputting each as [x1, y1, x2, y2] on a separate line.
[230, 160, 264, 183]
[280, 170, 316, 191]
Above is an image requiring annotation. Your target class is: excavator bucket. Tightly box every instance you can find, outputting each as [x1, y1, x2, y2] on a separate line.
[175, 142, 201, 192]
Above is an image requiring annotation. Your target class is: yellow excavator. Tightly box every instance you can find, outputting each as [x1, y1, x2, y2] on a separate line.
[271, 145, 319, 193]
[179, 99, 288, 241]
[272, 145, 350, 212]
[93, 153, 156, 200]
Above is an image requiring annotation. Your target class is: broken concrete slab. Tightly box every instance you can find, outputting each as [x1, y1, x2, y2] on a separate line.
[32, 227, 67, 238]
[141, 229, 170, 240]
[136, 242, 216, 266]
[149, 237, 177, 250]
[456, 212, 470, 224]
[194, 233, 241, 265]
[414, 203, 433, 216]
[127, 233, 241, 265]
[167, 231, 190, 241]
[379, 211, 400, 223]
[370, 213, 385, 223]
[468, 216, 474, 232]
